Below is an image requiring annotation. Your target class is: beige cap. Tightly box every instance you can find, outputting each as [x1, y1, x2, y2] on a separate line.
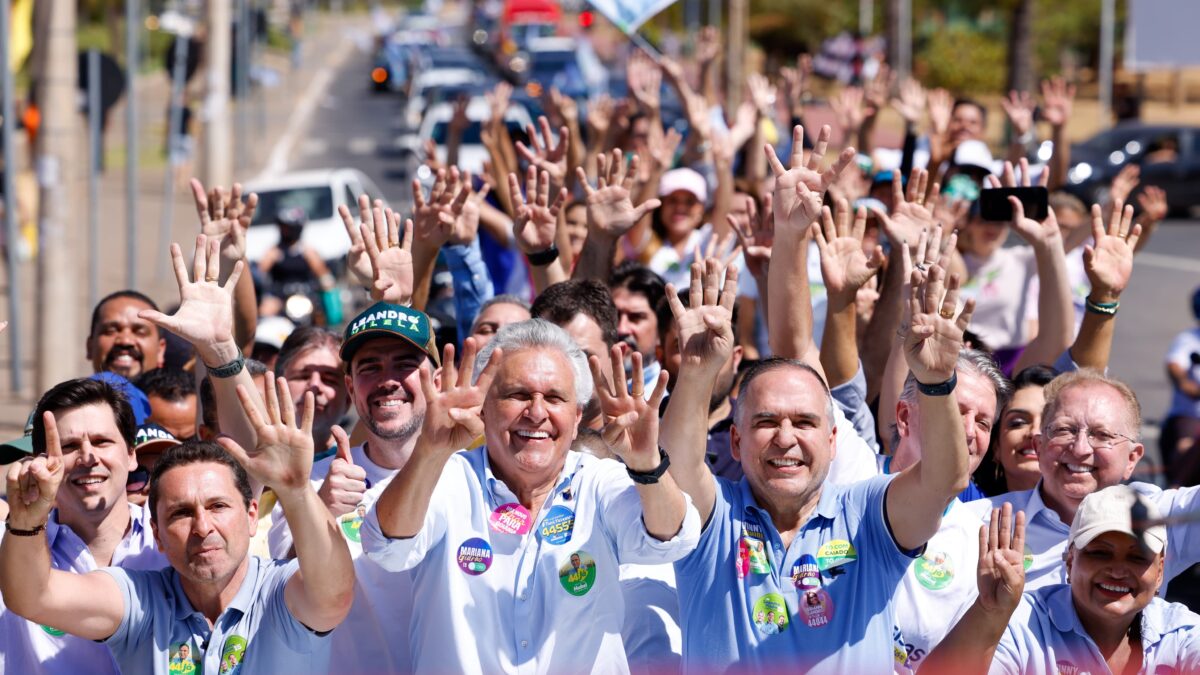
[1068, 485, 1166, 554]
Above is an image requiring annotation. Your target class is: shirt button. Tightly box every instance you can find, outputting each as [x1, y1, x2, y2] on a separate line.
[520, 640, 529, 648]
[521, 592, 528, 601]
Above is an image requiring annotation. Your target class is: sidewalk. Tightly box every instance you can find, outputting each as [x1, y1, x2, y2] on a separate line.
[0, 11, 370, 437]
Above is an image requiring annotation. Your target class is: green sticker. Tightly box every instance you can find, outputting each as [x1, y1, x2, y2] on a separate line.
[816, 539, 857, 570]
[913, 551, 955, 590]
[339, 505, 367, 543]
[752, 592, 790, 635]
[40, 624, 66, 637]
[744, 537, 771, 574]
[169, 641, 199, 674]
[218, 635, 247, 675]
[558, 551, 597, 596]
[1023, 545, 1033, 571]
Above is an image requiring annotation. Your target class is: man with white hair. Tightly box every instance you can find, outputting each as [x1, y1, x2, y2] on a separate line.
[362, 319, 700, 672]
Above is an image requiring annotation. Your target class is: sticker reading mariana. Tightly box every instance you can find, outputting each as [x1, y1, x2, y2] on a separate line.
[457, 538, 493, 575]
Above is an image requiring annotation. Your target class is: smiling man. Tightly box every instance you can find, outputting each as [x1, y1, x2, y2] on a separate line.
[86, 291, 166, 380]
[0, 378, 165, 674]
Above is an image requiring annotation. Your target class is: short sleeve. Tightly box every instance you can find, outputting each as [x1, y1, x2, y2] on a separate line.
[675, 474, 733, 576]
[594, 460, 701, 565]
[97, 567, 155, 652]
[859, 475, 923, 572]
[987, 626, 1024, 675]
[263, 559, 326, 652]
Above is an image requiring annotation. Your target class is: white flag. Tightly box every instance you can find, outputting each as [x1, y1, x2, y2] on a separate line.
[587, 0, 678, 33]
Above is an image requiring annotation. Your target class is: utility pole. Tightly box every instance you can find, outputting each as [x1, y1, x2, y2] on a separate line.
[1099, 0, 1115, 124]
[203, 0, 233, 187]
[34, 0, 81, 390]
[1, 0, 24, 392]
[726, 0, 746, 113]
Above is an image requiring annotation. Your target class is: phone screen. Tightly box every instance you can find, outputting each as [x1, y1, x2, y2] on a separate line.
[979, 186, 1049, 221]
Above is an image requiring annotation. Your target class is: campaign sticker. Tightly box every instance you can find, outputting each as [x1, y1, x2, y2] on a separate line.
[490, 503, 533, 535]
[1055, 661, 1080, 675]
[169, 641, 199, 675]
[792, 554, 821, 590]
[1023, 545, 1033, 571]
[457, 537, 493, 575]
[913, 550, 955, 590]
[558, 550, 597, 596]
[217, 635, 246, 675]
[540, 505, 575, 545]
[339, 504, 368, 543]
[816, 539, 857, 570]
[40, 624, 66, 637]
[736, 537, 750, 578]
[752, 592, 789, 635]
[799, 588, 834, 628]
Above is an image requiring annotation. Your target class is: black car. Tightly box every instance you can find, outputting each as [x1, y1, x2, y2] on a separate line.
[1065, 123, 1200, 213]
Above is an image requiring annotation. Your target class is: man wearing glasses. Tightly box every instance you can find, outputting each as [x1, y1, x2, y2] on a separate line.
[967, 369, 1200, 590]
[0, 377, 166, 674]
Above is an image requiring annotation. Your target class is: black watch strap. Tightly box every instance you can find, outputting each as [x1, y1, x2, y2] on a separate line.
[915, 371, 958, 397]
[627, 447, 671, 485]
[207, 348, 246, 379]
[525, 245, 560, 267]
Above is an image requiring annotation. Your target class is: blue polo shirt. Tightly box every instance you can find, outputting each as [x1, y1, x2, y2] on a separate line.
[100, 556, 330, 675]
[992, 585, 1200, 674]
[675, 473, 919, 673]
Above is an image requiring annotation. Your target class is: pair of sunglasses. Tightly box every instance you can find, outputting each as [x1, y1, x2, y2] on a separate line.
[126, 467, 150, 494]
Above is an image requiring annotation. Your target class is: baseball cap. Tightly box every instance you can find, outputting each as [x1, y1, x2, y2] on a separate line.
[0, 411, 35, 464]
[1069, 485, 1167, 554]
[254, 316, 296, 351]
[89, 372, 151, 425]
[340, 301, 440, 366]
[952, 140, 995, 174]
[658, 168, 708, 203]
[134, 422, 181, 456]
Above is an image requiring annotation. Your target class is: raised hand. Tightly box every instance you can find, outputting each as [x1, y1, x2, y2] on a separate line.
[509, 167, 567, 254]
[830, 87, 868, 135]
[339, 194, 390, 286]
[1108, 164, 1141, 207]
[988, 159, 1060, 247]
[576, 149, 660, 239]
[544, 87, 579, 128]
[140, 235, 242, 359]
[927, 88, 953, 137]
[765, 125, 856, 236]
[666, 259, 738, 376]
[892, 77, 926, 126]
[515, 116, 570, 189]
[218, 377, 316, 495]
[1001, 90, 1036, 137]
[589, 347, 670, 470]
[727, 192, 773, 282]
[976, 504, 1027, 615]
[1137, 185, 1169, 224]
[1084, 202, 1141, 303]
[814, 202, 885, 306]
[360, 207, 414, 305]
[418, 339, 502, 454]
[317, 425, 366, 518]
[903, 260, 974, 385]
[645, 126, 682, 172]
[627, 51, 663, 113]
[694, 25, 721, 66]
[1040, 77, 1076, 129]
[746, 72, 777, 116]
[586, 94, 615, 141]
[4, 412, 65, 529]
[412, 167, 484, 248]
[191, 178, 257, 268]
[485, 81, 513, 129]
[872, 169, 937, 253]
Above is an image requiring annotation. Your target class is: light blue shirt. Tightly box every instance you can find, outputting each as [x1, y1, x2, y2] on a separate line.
[675, 473, 919, 673]
[360, 448, 701, 674]
[0, 504, 165, 675]
[101, 556, 330, 675]
[443, 239, 494, 347]
[991, 585, 1200, 674]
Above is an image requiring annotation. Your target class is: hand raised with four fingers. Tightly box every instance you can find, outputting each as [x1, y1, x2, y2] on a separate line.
[191, 178, 257, 269]
[359, 206, 415, 306]
[1040, 77, 1076, 129]
[976, 504, 1027, 615]
[339, 194, 393, 286]
[1084, 201, 1141, 303]
[509, 167, 567, 255]
[903, 258, 974, 385]
[139, 235, 243, 359]
[1001, 90, 1036, 138]
[765, 124, 856, 236]
[666, 259, 738, 376]
[418, 339, 502, 455]
[5, 412, 65, 530]
[814, 201, 885, 306]
[218, 377, 316, 496]
[412, 167, 472, 248]
[589, 347, 670, 470]
[576, 149, 660, 239]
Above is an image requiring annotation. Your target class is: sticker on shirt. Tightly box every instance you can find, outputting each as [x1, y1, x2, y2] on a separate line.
[457, 537, 493, 575]
[1023, 545, 1034, 571]
[913, 550, 955, 590]
[736, 538, 751, 578]
[338, 504, 368, 543]
[1055, 660, 1080, 675]
[217, 635, 246, 675]
[40, 624, 66, 637]
[791, 554, 822, 590]
[490, 503, 532, 535]
[559, 551, 597, 596]
[816, 539, 857, 570]
[798, 588, 834, 628]
[540, 505, 575, 545]
[169, 641, 200, 675]
[752, 592, 789, 635]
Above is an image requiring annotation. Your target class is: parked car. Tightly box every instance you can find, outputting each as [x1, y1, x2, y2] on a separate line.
[1065, 123, 1200, 213]
[243, 169, 387, 266]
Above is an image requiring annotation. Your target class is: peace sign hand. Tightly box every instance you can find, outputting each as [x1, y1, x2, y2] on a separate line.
[4, 412, 65, 530]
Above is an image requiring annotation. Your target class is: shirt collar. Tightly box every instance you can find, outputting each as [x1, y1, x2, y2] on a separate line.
[737, 477, 839, 527]
[1046, 585, 1091, 637]
[46, 504, 145, 551]
[1028, 481, 1071, 533]
[479, 447, 585, 506]
[171, 555, 263, 622]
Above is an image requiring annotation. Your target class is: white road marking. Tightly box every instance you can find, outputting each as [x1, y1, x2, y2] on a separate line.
[1136, 252, 1200, 274]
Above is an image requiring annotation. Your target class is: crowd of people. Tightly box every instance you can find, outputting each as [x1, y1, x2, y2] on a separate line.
[2, 27, 1200, 675]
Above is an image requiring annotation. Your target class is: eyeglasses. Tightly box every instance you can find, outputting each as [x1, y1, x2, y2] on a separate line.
[126, 466, 150, 494]
[1045, 424, 1136, 450]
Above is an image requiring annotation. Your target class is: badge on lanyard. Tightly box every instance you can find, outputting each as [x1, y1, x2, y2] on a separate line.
[913, 550, 955, 590]
[217, 635, 247, 675]
[457, 537, 494, 575]
[741, 525, 771, 574]
[558, 550, 597, 596]
[489, 503, 533, 535]
[540, 505, 575, 545]
[752, 592, 790, 635]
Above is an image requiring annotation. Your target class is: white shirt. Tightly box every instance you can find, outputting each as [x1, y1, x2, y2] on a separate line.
[361, 448, 702, 674]
[1165, 327, 1200, 419]
[267, 443, 412, 674]
[991, 585, 1200, 674]
[0, 504, 166, 675]
[619, 563, 682, 675]
[960, 246, 1038, 351]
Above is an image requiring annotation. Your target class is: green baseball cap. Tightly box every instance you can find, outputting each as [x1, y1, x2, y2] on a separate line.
[0, 411, 36, 464]
[341, 302, 440, 366]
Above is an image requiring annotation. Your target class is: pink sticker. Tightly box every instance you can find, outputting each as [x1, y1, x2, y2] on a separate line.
[798, 588, 834, 628]
[489, 503, 532, 535]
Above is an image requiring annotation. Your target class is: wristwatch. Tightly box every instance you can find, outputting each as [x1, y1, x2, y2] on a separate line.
[627, 447, 672, 485]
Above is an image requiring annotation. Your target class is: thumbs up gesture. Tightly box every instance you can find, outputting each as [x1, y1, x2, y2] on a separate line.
[317, 425, 368, 517]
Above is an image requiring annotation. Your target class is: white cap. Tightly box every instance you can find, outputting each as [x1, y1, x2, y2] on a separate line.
[1069, 485, 1166, 554]
[952, 140, 995, 173]
[255, 316, 296, 350]
[658, 168, 708, 203]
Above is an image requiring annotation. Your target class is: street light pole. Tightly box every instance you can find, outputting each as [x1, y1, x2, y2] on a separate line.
[1, 0, 23, 392]
[1099, 0, 1115, 124]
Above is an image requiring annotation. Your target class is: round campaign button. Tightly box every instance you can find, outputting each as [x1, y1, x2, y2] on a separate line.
[558, 550, 597, 596]
[798, 588, 835, 628]
[752, 592, 789, 635]
[489, 503, 533, 535]
[41, 624, 66, 637]
[913, 550, 955, 590]
[791, 554, 821, 590]
[457, 537, 494, 575]
[540, 505, 575, 545]
[339, 505, 368, 543]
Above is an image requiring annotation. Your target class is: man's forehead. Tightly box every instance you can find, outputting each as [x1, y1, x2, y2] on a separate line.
[956, 369, 998, 413]
[98, 297, 154, 320]
[1054, 381, 1133, 420]
[157, 461, 241, 499]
